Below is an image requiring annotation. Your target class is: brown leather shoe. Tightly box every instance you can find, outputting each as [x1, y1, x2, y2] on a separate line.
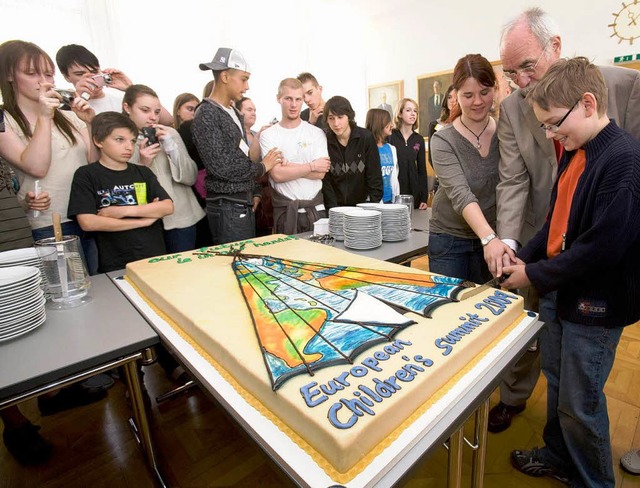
[488, 401, 526, 433]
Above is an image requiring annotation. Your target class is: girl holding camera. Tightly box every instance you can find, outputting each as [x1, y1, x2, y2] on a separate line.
[0, 40, 99, 273]
[123, 84, 204, 253]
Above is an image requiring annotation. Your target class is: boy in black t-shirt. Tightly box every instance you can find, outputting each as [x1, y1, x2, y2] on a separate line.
[68, 112, 173, 273]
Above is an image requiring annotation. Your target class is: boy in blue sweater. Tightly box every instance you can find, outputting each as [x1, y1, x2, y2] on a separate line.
[503, 57, 640, 487]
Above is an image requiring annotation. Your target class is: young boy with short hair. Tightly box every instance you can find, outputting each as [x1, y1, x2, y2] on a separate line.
[68, 111, 173, 273]
[502, 57, 640, 487]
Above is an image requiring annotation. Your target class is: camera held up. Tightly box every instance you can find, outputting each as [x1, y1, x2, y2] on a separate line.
[54, 88, 76, 111]
[140, 127, 158, 146]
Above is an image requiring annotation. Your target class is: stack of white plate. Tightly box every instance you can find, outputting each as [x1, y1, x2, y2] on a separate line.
[0, 266, 46, 342]
[356, 202, 383, 210]
[343, 209, 382, 250]
[378, 203, 411, 242]
[329, 206, 360, 241]
[0, 247, 47, 290]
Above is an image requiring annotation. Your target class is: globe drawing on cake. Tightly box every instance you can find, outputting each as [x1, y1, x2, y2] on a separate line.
[224, 245, 476, 390]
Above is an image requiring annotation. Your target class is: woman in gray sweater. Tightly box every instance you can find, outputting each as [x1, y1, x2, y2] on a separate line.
[428, 54, 514, 283]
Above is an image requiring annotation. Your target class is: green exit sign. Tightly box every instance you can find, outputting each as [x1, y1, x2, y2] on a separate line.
[614, 54, 640, 62]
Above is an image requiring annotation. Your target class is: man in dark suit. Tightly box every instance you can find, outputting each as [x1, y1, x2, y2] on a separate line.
[377, 92, 394, 120]
[427, 80, 443, 123]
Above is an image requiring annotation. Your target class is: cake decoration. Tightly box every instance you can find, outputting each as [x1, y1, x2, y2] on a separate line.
[199, 244, 477, 390]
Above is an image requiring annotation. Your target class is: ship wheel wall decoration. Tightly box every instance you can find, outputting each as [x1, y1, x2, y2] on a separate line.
[611, 0, 640, 45]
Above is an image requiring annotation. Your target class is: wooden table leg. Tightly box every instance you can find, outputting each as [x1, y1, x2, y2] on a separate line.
[471, 398, 490, 488]
[448, 427, 464, 488]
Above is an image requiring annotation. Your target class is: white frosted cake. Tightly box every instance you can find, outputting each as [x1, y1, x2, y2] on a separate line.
[126, 235, 526, 481]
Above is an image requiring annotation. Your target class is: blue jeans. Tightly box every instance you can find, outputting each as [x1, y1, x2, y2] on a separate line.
[164, 224, 197, 253]
[538, 291, 622, 488]
[427, 232, 491, 284]
[32, 221, 99, 276]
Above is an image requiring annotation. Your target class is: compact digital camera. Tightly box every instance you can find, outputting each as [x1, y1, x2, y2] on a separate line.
[54, 88, 76, 110]
[140, 127, 158, 146]
[92, 73, 113, 87]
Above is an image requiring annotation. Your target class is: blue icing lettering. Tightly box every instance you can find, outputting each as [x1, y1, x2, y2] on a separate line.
[300, 382, 328, 407]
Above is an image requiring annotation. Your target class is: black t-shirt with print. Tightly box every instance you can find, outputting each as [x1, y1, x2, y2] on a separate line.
[68, 162, 171, 273]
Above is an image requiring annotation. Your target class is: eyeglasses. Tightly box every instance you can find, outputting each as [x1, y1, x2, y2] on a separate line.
[539, 99, 581, 133]
[503, 39, 551, 82]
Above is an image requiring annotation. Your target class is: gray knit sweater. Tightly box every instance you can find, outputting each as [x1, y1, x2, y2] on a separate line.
[429, 125, 499, 239]
[192, 99, 263, 197]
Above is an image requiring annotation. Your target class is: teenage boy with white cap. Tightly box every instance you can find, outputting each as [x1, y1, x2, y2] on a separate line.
[192, 48, 282, 245]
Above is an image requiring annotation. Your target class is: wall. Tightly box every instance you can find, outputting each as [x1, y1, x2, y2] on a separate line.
[0, 0, 634, 127]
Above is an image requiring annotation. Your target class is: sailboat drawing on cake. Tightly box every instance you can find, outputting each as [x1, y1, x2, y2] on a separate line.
[214, 246, 475, 390]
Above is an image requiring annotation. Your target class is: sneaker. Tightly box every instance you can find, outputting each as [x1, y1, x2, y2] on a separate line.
[37, 383, 107, 416]
[621, 449, 640, 475]
[488, 401, 526, 433]
[3, 422, 53, 465]
[511, 448, 570, 484]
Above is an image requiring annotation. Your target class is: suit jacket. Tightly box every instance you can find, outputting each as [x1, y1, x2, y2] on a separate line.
[427, 94, 442, 123]
[377, 102, 394, 120]
[496, 65, 640, 246]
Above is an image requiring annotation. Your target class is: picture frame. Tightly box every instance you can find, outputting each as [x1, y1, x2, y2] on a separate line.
[416, 61, 512, 136]
[417, 69, 454, 137]
[368, 80, 404, 122]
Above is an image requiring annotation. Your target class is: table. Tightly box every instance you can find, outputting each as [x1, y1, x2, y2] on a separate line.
[0, 274, 166, 487]
[300, 208, 431, 264]
[114, 268, 542, 488]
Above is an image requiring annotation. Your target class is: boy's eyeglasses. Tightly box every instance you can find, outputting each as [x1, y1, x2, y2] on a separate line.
[540, 100, 581, 133]
[503, 39, 551, 82]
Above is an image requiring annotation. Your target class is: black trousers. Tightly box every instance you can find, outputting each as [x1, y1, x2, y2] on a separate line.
[206, 195, 256, 245]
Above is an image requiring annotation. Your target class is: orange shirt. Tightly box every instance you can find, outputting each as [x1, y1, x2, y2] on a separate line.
[547, 149, 586, 258]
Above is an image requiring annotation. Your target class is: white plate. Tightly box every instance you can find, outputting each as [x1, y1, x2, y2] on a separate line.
[0, 274, 41, 294]
[0, 296, 47, 325]
[0, 306, 45, 333]
[0, 290, 45, 318]
[0, 314, 46, 343]
[0, 266, 41, 289]
[0, 247, 39, 264]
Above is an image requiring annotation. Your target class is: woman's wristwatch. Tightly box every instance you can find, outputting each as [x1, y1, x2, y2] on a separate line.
[481, 232, 497, 246]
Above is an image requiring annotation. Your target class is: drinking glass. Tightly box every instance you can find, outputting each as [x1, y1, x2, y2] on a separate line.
[35, 235, 91, 309]
[394, 194, 414, 230]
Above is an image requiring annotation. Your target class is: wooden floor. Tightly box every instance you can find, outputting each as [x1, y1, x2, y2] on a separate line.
[2, 257, 640, 487]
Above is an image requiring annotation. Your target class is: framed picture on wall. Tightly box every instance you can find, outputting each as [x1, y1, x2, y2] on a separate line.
[417, 69, 454, 136]
[417, 61, 511, 137]
[368, 80, 404, 121]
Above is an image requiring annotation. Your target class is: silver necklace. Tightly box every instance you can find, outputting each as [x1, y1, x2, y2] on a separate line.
[460, 117, 491, 149]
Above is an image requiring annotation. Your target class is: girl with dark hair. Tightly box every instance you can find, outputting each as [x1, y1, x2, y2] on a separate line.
[427, 84, 457, 142]
[365, 108, 399, 203]
[0, 39, 99, 272]
[389, 98, 429, 209]
[322, 96, 383, 208]
[426, 85, 458, 190]
[123, 84, 205, 252]
[172, 92, 199, 128]
[428, 54, 515, 283]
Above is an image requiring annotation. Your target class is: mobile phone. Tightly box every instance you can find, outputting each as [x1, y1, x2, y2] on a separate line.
[141, 127, 158, 146]
[0, 109, 4, 132]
